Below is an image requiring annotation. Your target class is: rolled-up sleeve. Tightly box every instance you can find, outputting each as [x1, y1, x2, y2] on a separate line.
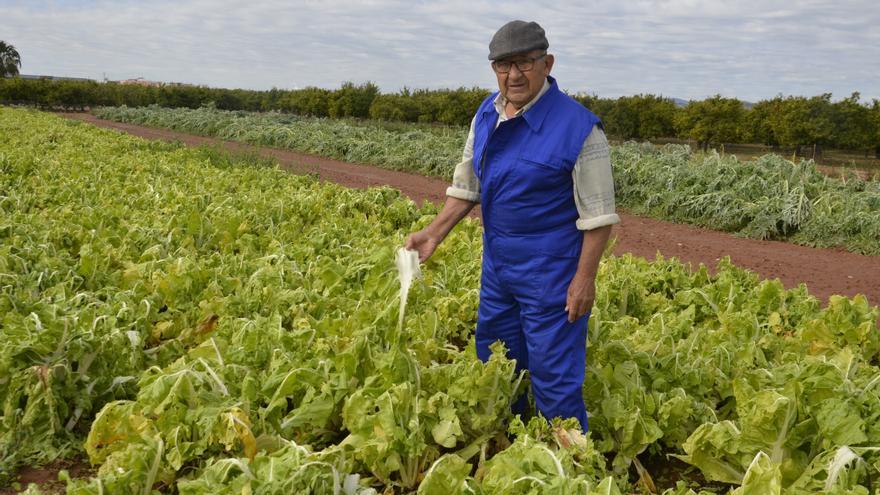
[573, 125, 620, 230]
[445, 116, 481, 203]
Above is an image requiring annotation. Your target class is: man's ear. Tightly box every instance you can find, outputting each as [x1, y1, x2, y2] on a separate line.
[544, 53, 555, 74]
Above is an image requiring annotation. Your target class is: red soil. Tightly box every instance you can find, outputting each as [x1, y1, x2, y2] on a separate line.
[0, 459, 91, 494]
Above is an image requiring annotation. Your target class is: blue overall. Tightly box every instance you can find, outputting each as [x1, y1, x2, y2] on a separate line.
[472, 77, 601, 431]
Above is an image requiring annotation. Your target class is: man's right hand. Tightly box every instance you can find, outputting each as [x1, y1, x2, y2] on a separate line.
[404, 196, 477, 264]
[405, 230, 441, 263]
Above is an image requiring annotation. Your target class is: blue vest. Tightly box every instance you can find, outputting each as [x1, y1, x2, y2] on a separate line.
[472, 76, 602, 259]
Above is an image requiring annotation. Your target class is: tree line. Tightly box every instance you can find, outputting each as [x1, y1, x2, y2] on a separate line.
[577, 93, 880, 158]
[2, 77, 878, 156]
[0, 78, 486, 126]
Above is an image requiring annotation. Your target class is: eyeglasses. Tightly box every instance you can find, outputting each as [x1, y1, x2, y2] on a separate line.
[491, 54, 546, 74]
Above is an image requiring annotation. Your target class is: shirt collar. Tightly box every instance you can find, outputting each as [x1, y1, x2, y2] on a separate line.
[492, 77, 552, 120]
[490, 76, 557, 132]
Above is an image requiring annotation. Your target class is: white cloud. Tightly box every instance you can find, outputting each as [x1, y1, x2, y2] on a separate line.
[1, 0, 877, 101]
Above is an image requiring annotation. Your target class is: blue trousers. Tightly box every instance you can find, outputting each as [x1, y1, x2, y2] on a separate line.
[474, 247, 589, 430]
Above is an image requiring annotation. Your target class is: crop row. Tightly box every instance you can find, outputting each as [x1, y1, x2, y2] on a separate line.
[94, 105, 880, 255]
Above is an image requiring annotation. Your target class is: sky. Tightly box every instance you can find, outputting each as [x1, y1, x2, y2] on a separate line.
[2, 0, 878, 102]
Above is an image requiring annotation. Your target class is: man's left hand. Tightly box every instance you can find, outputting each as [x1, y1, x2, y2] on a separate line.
[565, 272, 595, 323]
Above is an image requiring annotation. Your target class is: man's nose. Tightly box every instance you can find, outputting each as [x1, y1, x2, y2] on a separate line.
[507, 64, 525, 80]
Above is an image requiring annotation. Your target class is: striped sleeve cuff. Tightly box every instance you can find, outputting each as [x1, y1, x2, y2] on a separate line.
[446, 186, 481, 203]
[576, 213, 620, 231]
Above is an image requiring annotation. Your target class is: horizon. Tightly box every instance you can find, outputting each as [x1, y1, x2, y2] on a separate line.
[2, 0, 878, 102]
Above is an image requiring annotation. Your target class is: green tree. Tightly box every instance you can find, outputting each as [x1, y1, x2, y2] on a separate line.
[742, 97, 783, 145]
[260, 87, 284, 112]
[573, 93, 615, 124]
[369, 89, 422, 122]
[434, 87, 490, 126]
[871, 99, 880, 159]
[829, 92, 874, 155]
[280, 87, 332, 116]
[53, 80, 101, 110]
[630, 94, 677, 139]
[328, 81, 379, 118]
[0, 41, 21, 77]
[604, 96, 640, 139]
[675, 95, 745, 150]
[769, 94, 833, 156]
[570, 94, 676, 140]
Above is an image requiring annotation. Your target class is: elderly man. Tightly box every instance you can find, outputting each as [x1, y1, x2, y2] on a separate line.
[405, 20, 618, 430]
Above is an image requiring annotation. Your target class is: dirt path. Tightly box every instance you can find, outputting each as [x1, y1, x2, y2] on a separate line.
[0, 459, 91, 494]
[62, 113, 880, 306]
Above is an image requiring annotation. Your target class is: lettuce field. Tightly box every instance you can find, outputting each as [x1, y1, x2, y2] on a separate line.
[94, 105, 880, 256]
[2, 107, 880, 494]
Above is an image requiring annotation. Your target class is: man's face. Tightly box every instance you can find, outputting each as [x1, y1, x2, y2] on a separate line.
[493, 50, 554, 109]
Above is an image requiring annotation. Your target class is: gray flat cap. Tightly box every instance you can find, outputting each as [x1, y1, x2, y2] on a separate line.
[488, 20, 549, 60]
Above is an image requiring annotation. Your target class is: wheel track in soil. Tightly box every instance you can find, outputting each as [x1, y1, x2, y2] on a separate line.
[60, 113, 880, 308]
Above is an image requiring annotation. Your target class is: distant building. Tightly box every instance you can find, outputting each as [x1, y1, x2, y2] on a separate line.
[118, 77, 162, 87]
[117, 78, 193, 88]
[3, 73, 196, 88]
